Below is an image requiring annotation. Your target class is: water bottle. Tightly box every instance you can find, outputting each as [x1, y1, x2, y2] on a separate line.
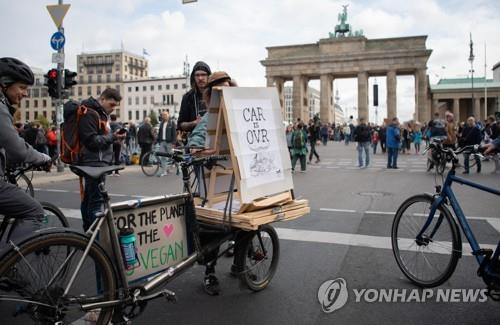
[119, 227, 137, 270]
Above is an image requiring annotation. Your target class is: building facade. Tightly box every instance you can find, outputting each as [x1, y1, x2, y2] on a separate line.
[20, 67, 55, 123]
[123, 76, 188, 123]
[430, 62, 500, 123]
[283, 86, 320, 124]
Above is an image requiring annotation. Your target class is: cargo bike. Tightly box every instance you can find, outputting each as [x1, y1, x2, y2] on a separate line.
[0, 150, 307, 325]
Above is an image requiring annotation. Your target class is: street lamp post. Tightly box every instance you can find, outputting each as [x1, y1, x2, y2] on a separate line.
[469, 33, 475, 117]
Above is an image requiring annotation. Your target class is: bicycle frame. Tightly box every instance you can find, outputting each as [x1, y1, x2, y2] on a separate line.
[74, 159, 243, 312]
[418, 168, 500, 267]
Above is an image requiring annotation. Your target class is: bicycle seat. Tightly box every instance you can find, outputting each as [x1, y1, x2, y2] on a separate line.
[70, 165, 124, 179]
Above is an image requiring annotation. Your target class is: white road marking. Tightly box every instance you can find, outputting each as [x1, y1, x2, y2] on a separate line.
[320, 208, 357, 213]
[275, 227, 496, 256]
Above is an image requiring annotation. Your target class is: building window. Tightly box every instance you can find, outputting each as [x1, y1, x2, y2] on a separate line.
[43, 99, 47, 108]
[142, 86, 146, 92]
[34, 100, 38, 108]
[135, 110, 139, 120]
[174, 84, 178, 90]
[51, 111, 56, 121]
[32, 89, 40, 97]
[166, 84, 170, 90]
[41, 88, 48, 97]
[88, 75, 93, 83]
[115, 85, 120, 92]
[106, 75, 111, 82]
[34, 111, 39, 119]
[115, 74, 120, 82]
[128, 111, 132, 121]
[135, 87, 139, 92]
[78, 87, 82, 96]
[43, 111, 47, 118]
[88, 67, 94, 74]
[96, 67, 103, 74]
[150, 85, 154, 91]
[128, 97, 132, 105]
[143, 110, 147, 119]
[97, 86, 101, 95]
[128, 87, 132, 92]
[25, 111, 29, 121]
[151, 96, 155, 104]
[25, 100, 29, 108]
[158, 85, 162, 90]
[87, 86, 92, 96]
[79, 76, 84, 84]
[143, 96, 147, 105]
[97, 75, 102, 83]
[135, 97, 139, 105]
[182, 83, 187, 89]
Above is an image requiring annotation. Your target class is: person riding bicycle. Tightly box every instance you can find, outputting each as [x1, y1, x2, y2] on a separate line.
[0, 57, 52, 246]
[426, 112, 448, 171]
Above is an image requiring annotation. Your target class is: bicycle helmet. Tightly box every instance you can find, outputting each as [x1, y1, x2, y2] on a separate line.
[0, 57, 34, 86]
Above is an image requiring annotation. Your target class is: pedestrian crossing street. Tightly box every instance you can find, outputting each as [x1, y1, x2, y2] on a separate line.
[306, 156, 429, 173]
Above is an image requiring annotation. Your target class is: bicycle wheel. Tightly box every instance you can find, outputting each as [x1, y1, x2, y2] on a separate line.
[0, 232, 117, 325]
[15, 173, 34, 198]
[391, 194, 461, 287]
[235, 225, 280, 292]
[141, 151, 160, 177]
[40, 201, 69, 228]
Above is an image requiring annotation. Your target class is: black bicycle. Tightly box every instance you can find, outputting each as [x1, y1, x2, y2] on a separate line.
[0, 151, 279, 324]
[4, 164, 36, 197]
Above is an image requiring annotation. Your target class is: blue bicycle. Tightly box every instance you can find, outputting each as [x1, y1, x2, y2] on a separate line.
[391, 144, 500, 299]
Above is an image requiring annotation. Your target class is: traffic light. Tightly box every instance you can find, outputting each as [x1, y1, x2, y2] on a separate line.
[44, 69, 59, 99]
[64, 69, 77, 89]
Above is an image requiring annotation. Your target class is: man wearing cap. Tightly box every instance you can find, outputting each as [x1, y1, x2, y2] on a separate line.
[178, 61, 211, 141]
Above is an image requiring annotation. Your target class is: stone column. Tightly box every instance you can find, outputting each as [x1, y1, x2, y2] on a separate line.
[386, 70, 397, 119]
[320, 74, 333, 123]
[275, 77, 285, 114]
[415, 69, 429, 123]
[453, 98, 460, 122]
[357, 71, 369, 121]
[432, 99, 439, 115]
[474, 97, 481, 120]
[292, 75, 306, 122]
[266, 77, 274, 87]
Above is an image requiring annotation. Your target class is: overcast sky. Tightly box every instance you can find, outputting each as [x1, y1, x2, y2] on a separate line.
[2, 0, 498, 122]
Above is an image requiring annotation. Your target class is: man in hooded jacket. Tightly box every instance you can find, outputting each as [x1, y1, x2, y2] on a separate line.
[177, 61, 211, 139]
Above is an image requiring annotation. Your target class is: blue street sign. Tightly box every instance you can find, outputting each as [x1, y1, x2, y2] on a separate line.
[50, 31, 65, 51]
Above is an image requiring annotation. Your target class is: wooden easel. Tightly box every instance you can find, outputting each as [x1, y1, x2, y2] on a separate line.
[202, 87, 292, 214]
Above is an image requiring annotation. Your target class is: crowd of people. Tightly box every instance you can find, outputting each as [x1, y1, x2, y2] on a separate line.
[285, 111, 500, 173]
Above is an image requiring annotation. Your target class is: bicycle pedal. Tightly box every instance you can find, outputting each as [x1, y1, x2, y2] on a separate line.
[473, 249, 493, 257]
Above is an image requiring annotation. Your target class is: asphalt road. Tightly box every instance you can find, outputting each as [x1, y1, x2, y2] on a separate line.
[27, 142, 500, 324]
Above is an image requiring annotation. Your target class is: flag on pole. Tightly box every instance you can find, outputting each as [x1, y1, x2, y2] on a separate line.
[143, 48, 150, 56]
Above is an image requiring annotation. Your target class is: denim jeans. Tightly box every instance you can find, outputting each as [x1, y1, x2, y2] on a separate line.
[387, 147, 399, 168]
[81, 176, 105, 232]
[158, 141, 174, 173]
[357, 142, 370, 167]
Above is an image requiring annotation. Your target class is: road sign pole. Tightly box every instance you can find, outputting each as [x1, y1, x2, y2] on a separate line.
[56, 0, 64, 172]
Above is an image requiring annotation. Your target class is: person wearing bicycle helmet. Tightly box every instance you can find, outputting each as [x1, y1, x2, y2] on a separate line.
[0, 57, 52, 246]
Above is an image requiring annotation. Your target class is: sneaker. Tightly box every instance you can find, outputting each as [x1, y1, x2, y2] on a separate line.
[229, 264, 241, 277]
[84, 309, 100, 323]
[156, 172, 167, 177]
[315, 159, 320, 163]
[203, 274, 220, 296]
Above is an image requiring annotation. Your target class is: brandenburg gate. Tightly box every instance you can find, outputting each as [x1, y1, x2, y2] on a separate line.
[261, 9, 432, 124]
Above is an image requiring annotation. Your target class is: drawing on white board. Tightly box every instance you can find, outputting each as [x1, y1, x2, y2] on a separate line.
[249, 152, 281, 177]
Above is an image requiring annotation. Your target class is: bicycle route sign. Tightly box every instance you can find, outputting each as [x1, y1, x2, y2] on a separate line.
[50, 31, 65, 51]
[109, 195, 189, 283]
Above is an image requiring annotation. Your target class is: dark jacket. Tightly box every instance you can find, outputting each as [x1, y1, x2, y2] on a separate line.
[460, 125, 482, 147]
[137, 123, 154, 145]
[353, 124, 371, 142]
[157, 119, 176, 143]
[177, 61, 211, 131]
[78, 97, 114, 166]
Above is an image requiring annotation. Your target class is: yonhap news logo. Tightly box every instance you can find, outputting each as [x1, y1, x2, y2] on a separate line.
[318, 278, 488, 313]
[317, 278, 349, 313]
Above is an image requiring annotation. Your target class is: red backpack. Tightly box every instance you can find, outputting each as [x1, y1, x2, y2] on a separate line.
[60, 101, 106, 164]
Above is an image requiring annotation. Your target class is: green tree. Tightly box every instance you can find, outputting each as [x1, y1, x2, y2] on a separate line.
[149, 110, 158, 127]
[37, 115, 50, 130]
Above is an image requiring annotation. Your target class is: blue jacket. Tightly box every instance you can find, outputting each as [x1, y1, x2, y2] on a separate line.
[386, 125, 400, 149]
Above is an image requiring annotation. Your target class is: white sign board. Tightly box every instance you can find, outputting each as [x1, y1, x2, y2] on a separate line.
[110, 195, 189, 283]
[52, 52, 65, 64]
[222, 87, 293, 203]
